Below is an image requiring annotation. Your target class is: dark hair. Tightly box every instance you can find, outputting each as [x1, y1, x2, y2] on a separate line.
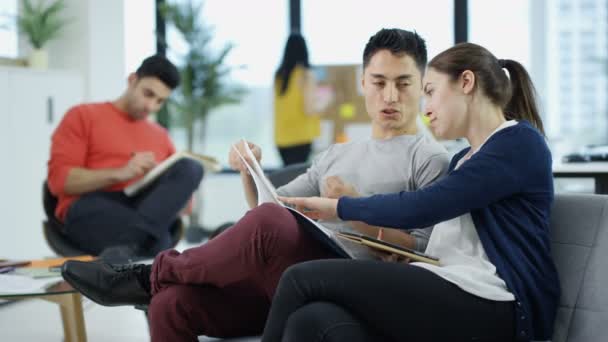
[135, 54, 180, 90]
[276, 33, 310, 95]
[428, 43, 544, 134]
[362, 28, 427, 73]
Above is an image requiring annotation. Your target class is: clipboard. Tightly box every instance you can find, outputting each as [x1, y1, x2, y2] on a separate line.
[336, 231, 440, 266]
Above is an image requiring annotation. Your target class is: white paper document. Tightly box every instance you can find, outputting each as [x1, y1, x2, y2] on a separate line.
[232, 140, 352, 258]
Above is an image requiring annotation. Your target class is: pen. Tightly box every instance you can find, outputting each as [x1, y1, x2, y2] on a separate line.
[0, 266, 15, 274]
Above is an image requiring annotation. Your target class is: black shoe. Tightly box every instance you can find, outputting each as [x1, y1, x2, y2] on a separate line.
[61, 260, 152, 306]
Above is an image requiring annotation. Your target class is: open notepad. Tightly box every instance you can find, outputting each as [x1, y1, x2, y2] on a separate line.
[124, 151, 221, 196]
[232, 141, 440, 265]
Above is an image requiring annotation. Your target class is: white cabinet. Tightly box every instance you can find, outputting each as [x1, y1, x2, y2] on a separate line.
[0, 70, 10, 246]
[0, 67, 83, 258]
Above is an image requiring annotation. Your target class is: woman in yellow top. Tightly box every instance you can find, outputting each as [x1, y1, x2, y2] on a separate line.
[274, 33, 320, 166]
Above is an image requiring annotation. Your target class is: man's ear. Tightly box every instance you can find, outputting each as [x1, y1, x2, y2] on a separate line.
[460, 70, 476, 95]
[127, 73, 138, 87]
[360, 70, 366, 91]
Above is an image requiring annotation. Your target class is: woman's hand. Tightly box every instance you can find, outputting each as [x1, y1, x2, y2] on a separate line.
[279, 196, 339, 221]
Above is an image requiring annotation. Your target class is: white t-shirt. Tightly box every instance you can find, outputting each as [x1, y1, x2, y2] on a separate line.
[411, 120, 518, 302]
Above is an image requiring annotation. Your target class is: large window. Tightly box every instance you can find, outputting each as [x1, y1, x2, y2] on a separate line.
[303, 0, 454, 65]
[468, 0, 605, 194]
[0, 0, 18, 58]
[164, 1, 454, 168]
[301, 0, 454, 150]
[469, 0, 530, 68]
[544, 0, 608, 157]
[162, 1, 608, 169]
[471, 0, 608, 159]
[165, 0, 288, 168]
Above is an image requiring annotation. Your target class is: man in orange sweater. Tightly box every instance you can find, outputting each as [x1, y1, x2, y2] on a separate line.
[47, 55, 203, 262]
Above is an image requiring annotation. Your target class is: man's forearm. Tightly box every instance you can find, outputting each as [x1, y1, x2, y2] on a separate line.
[63, 167, 122, 195]
[240, 171, 259, 209]
[349, 221, 379, 238]
[350, 222, 416, 249]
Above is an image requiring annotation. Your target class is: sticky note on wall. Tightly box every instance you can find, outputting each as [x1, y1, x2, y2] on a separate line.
[421, 112, 431, 126]
[339, 103, 355, 119]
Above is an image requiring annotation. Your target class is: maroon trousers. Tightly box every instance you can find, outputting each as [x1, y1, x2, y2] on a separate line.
[147, 203, 337, 341]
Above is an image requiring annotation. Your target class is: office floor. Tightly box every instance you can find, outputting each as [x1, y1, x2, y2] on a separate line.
[0, 298, 150, 341]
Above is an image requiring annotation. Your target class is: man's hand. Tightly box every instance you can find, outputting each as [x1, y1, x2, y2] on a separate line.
[323, 176, 359, 199]
[278, 196, 339, 221]
[229, 140, 262, 173]
[229, 140, 262, 209]
[371, 249, 411, 264]
[115, 152, 156, 182]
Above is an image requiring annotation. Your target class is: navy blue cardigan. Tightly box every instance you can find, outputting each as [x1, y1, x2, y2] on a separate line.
[338, 121, 560, 341]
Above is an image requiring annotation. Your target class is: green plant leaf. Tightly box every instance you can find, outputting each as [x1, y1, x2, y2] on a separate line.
[162, 0, 248, 150]
[17, 0, 69, 49]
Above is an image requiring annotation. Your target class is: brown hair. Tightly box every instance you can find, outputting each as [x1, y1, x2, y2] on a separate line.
[428, 43, 544, 135]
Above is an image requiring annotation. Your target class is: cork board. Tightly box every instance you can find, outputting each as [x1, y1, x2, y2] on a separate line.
[313, 64, 370, 142]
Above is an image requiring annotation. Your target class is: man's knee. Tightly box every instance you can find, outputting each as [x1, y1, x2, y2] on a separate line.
[148, 285, 206, 340]
[256, 202, 284, 212]
[241, 203, 298, 241]
[251, 203, 291, 228]
[171, 159, 204, 185]
[148, 285, 193, 323]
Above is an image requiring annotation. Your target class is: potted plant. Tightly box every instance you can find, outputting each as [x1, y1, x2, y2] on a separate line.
[17, 0, 69, 69]
[162, 0, 246, 241]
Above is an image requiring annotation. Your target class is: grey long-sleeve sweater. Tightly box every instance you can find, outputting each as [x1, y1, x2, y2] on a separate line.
[277, 133, 449, 253]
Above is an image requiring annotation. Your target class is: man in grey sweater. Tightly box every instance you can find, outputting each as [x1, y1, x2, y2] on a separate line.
[62, 28, 449, 341]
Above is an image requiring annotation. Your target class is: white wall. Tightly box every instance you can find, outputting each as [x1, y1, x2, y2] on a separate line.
[19, 0, 127, 102]
[86, 0, 126, 101]
[124, 0, 157, 76]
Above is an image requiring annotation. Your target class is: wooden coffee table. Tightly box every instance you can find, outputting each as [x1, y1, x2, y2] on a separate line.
[0, 280, 86, 342]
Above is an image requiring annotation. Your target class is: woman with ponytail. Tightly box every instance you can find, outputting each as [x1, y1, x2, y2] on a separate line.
[274, 33, 321, 166]
[263, 43, 559, 342]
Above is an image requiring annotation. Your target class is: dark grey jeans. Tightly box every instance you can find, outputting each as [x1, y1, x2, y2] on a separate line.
[262, 259, 516, 342]
[64, 159, 203, 255]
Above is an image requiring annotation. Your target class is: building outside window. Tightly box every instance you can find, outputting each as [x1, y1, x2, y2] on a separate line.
[471, 0, 608, 160]
[0, 0, 18, 59]
[545, 0, 608, 157]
